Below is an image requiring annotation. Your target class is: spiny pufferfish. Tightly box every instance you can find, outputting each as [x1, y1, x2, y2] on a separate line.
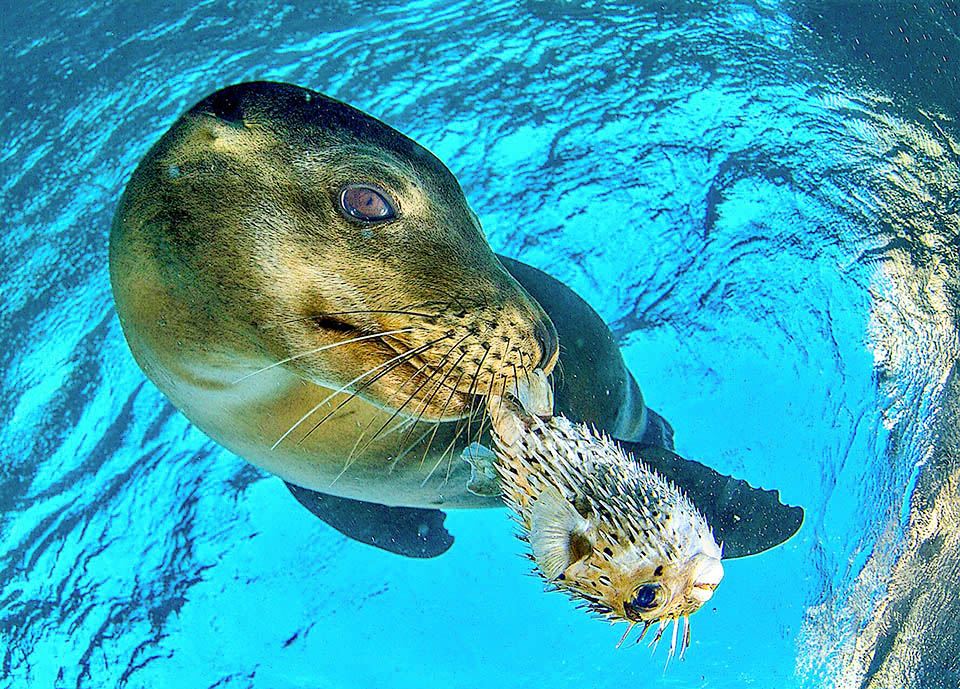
[487, 374, 723, 660]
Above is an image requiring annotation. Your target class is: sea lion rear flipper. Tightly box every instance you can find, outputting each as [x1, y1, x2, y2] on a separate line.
[284, 482, 454, 558]
[618, 442, 804, 559]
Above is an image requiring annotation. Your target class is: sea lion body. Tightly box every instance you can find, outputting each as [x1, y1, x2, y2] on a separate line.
[111, 82, 801, 557]
[111, 81, 602, 509]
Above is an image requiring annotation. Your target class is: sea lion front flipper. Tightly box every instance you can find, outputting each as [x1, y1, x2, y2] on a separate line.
[460, 443, 502, 497]
[283, 482, 454, 558]
[619, 442, 804, 559]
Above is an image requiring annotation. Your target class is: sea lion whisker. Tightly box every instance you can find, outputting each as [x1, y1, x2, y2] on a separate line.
[446, 403, 487, 484]
[421, 409, 474, 487]
[420, 287, 473, 314]
[421, 391, 479, 486]
[348, 329, 466, 465]
[514, 357, 539, 417]
[365, 331, 465, 440]
[463, 404, 483, 479]
[272, 338, 441, 450]
[262, 310, 441, 329]
[297, 355, 419, 447]
[416, 367, 467, 471]
[554, 356, 566, 387]
[498, 369, 510, 408]
[233, 328, 416, 384]
[464, 343, 491, 449]
[439, 333, 477, 450]
[509, 361, 521, 388]
[518, 354, 534, 390]
[375, 415, 417, 441]
[297, 335, 449, 446]
[331, 425, 372, 485]
[447, 293, 470, 312]
[360, 355, 450, 454]
[394, 333, 471, 454]
[395, 351, 467, 464]
[388, 424, 439, 472]
[494, 371, 509, 422]
[345, 345, 453, 470]
[467, 356, 505, 479]
[494, 338, 512, 421]
[385, 364, 453, 463]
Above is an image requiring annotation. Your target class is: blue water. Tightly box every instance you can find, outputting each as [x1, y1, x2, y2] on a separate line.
[2, 1, 959, 687]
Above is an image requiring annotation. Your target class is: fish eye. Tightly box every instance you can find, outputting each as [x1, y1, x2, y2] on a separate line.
[339, 184, 396, 222]
[624, 584, 660, 618]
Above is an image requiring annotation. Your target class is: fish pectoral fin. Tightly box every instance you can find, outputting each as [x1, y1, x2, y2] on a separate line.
[530, 486, 593, 580]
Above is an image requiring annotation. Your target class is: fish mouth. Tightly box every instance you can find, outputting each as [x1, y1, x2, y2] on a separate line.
[690, 582, 717, 605]
[693, 582, 718, 594]
[689, 555, 723, 604]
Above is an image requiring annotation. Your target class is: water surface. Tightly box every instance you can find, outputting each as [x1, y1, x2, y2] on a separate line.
[1, 1, 958, 687]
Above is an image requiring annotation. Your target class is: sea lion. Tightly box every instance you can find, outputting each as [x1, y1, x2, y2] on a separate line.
[110, 81, 801, 559]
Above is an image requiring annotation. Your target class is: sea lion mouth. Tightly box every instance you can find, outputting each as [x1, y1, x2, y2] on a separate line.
[303, 300, 556, 424]
[311, 317, 445, 389]
[312, 314, 359, 335]
[508, 369, 554, 417]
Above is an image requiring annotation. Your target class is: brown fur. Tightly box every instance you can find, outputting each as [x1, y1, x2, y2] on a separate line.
[110, 82, 557, 507]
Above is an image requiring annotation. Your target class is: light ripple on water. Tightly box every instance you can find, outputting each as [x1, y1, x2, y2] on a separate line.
[1, 1, 958, 687]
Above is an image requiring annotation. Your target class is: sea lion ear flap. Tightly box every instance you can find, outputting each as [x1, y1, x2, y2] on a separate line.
[530, 486, 594, 580]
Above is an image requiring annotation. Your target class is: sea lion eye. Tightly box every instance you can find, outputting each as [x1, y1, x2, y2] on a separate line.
[340, 185, 396, 222]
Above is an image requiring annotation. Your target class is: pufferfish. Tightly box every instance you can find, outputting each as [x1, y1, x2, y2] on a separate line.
[486, 378, 723, 660]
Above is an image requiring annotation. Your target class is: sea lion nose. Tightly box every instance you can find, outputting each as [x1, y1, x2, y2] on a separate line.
[533, 320, 559, 373]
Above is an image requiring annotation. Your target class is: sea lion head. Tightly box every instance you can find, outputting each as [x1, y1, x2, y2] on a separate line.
[111, 81, 558, 424]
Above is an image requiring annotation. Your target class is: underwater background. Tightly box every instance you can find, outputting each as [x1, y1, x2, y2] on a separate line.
[2, 0, 959, 687]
